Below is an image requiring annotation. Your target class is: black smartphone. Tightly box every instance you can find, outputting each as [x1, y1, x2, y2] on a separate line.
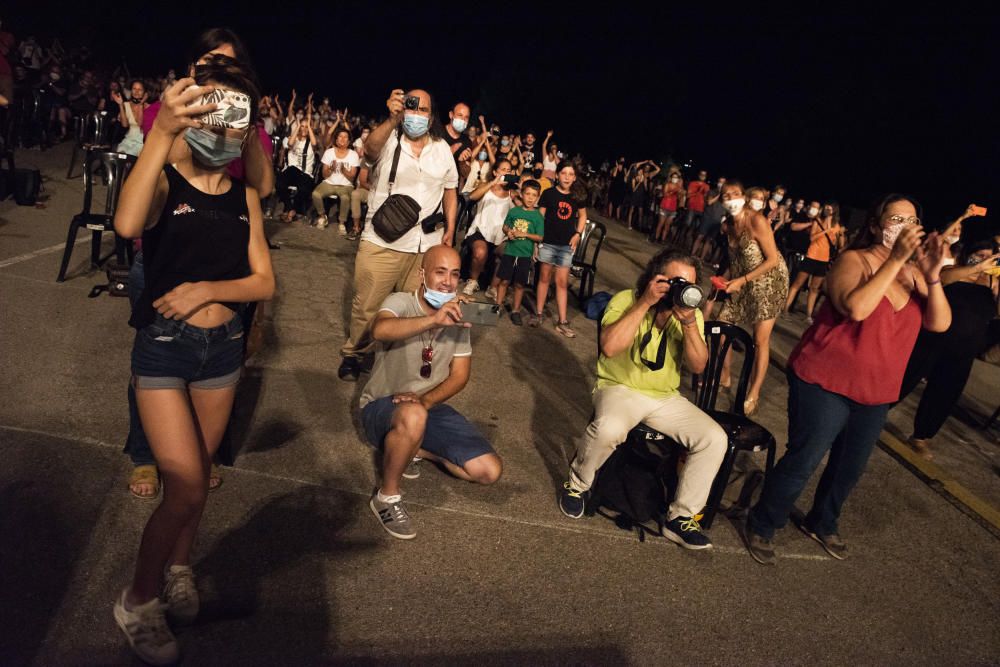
[503, 174, 519, 185]
[404, 95, 419, 110]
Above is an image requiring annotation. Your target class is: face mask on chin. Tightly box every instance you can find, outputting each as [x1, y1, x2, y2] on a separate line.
[422, 278, 455, 309]
[185, 127, 243, 168]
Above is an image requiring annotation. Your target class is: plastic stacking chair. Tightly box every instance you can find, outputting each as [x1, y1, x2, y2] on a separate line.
[570, 219, 607, 308]
[66, 111, 114, 179]
[56, 150, 136, 282]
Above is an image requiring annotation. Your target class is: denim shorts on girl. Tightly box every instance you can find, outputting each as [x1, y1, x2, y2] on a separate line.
[537, 242, 574, 268]
[131, 313, 244, 390]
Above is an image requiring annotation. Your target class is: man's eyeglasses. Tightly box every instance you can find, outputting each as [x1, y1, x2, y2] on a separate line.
[887, 214, 921, 226]
[420, 346, 434, 379]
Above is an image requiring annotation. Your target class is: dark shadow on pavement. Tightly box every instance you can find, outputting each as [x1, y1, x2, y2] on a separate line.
[193, 485, 376, 662]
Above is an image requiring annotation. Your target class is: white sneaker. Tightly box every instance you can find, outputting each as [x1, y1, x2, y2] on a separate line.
[315, 215, 328, 229]
[163, 564, 199, 625]
[484, 286, 497, 300]
[338, 223, 347, 235]
[113, 589, 179, 665]
[462, 280, 479, 296]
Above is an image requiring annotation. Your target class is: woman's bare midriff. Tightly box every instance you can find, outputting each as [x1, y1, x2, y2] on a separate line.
[184, 303, 236, 329]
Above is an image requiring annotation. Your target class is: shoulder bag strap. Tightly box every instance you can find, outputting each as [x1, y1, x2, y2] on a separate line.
[386, 129, 404, 196]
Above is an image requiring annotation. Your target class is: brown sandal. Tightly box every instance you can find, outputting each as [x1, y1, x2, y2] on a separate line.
[209, 464, 223, 492]
[128, 464, 160, 500]
[908, 438, 934, 461]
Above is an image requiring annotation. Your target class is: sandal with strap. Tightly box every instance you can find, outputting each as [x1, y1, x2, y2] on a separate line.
[128, 464, 160, 500]
[209, 464, 223, 492]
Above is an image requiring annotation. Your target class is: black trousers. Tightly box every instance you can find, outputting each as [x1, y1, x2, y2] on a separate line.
[899, 339, 977, 440]
[276, 167, 314, 214]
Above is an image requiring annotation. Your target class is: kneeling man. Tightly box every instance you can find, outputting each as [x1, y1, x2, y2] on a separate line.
[560, 249, 727, 549]
[362, 245, 503, 539]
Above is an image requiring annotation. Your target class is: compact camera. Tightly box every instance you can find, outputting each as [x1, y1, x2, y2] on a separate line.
[404, 95, 419, 110]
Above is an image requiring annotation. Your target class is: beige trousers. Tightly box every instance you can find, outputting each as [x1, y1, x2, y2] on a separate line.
[569, 383, 728, 520]
[341, 240, 423, 357]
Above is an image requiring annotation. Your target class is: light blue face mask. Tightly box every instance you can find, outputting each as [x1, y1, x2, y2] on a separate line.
[423, 279, 456, 309]
[478, 151, 488, 161]
[451, 117, 468, 133]
[501, 138, 510, 147]
[402, 113, 429, 138]
[185, 127, 242, 168]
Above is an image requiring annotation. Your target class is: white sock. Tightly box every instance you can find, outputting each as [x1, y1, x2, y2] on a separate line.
[376, 488, 401, 504]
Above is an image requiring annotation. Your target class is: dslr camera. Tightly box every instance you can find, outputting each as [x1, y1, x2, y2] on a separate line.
[657, 277, 705, 309]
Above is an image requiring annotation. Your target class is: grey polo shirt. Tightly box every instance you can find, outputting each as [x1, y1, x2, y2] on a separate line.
[359, 291, 472, 409]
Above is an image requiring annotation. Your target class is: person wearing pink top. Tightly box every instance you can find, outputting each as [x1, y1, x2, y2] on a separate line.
[744, 194, 951, 565]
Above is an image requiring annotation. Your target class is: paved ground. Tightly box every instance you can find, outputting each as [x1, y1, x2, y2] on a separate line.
[2, 143, 999, 666]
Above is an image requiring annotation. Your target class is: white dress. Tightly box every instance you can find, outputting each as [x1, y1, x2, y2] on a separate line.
[467, 189, 512, 245]
[116, 103, 144, 156]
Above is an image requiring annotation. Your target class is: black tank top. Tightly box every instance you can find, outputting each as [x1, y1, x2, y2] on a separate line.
[130, 164, 251, 329]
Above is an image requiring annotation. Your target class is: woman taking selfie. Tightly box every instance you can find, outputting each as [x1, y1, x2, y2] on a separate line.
[745, 194, 950, 565]
[112, 58, 275, 664]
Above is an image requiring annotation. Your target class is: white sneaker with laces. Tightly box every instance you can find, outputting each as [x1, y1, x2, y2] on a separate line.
[484, 286, 497, 300]
[113, 589, 179, 665]
[462, 280, 480, 296]
[163, 564, 199, 625]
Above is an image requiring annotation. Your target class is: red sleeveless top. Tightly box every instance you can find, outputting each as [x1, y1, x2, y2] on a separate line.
[789, 294, 924, 406]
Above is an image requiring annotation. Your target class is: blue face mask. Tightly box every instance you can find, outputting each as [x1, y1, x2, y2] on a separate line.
[451, 118, 467, 133]
[423, 279, 456, 309]
[501, 138, 510, 147]
[185, 127, 242, 168]
[478, 151, 488, 161]
[402, 113, 429, 138]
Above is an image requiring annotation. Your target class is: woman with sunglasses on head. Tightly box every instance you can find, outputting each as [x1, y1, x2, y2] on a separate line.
[112, 58, 275, 664]
[745, 194, 950, 565]
[716, 183, 789, 416]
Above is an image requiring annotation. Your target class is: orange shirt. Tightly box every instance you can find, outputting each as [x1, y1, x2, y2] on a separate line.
[806, 221, 838, 262]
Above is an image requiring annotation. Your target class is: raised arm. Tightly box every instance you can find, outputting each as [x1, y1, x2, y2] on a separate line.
[115, 78, 216, 239]
[365, 89, 405, 164]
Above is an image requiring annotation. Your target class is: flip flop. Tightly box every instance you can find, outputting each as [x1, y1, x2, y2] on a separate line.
[128, 464, 160, 500]
[209, 464, 223, 492]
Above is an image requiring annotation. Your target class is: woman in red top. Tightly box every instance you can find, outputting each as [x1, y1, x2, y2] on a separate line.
[744, 194, 950, 565]
[654, 168, 683, 242]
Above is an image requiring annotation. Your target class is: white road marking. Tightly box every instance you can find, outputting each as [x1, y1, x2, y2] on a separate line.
[0, 237, 89, 269]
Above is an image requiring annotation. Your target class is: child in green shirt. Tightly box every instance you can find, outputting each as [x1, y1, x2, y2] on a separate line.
[496, 180, 544, 325]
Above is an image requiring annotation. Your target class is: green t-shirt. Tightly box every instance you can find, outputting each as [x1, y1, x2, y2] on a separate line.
[502, 207, 544, 257]
[596, 289, 705, 399]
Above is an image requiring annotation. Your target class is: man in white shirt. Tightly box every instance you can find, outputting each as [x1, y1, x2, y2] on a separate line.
[339, 88, 459, 381]
[311, 127, 360, 233]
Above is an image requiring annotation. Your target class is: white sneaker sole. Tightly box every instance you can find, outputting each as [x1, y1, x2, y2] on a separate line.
[113, 595, 179, 665]
[369, 499, 416, 540]
[662, 528, 713, 550]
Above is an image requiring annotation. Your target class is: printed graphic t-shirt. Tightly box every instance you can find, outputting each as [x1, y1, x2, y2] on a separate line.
[539, 187, 584, 246]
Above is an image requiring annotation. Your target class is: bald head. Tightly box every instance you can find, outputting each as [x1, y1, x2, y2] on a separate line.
[421, 245, 461, 293]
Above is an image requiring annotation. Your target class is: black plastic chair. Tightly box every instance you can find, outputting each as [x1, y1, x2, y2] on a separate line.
[67, 111, 114, 179]
[570, 219, 606, 308]
[56, 150, 136, 282]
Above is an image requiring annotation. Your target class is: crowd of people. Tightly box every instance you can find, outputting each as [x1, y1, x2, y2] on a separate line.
[2, 27, 998, 666]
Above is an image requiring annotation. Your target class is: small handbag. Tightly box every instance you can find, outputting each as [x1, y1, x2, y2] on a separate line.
[371, 132, 421, 243]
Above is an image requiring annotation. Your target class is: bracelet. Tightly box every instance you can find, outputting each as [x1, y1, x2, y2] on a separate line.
[927, 278, 941, 286]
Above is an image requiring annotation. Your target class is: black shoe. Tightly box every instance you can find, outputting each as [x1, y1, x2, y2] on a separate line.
[337, 356, 361, 382]
[662, 516, 713, 550]
[799, 524, 849, 560]
[743, 522, 776, 565]
[510, 312, 523, 326]
[558, 481, 587, 519]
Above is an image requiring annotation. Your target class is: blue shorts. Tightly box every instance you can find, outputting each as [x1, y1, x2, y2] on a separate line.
[537, 242, 574, 268]
[361, 396, 495, 466]
[131, 313, 244, 390]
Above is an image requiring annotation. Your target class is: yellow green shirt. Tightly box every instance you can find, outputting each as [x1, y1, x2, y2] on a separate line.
[596, 289, 705, 399]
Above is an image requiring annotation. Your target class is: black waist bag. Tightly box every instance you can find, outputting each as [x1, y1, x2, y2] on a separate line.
[372, 131, 421, 243]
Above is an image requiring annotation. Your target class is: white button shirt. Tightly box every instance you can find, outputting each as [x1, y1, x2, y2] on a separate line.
[361, 131, 459, 253]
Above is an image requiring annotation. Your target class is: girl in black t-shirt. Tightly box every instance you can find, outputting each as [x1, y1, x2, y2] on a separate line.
[111, 57, 274, 663]
[533, 163, 586, 337]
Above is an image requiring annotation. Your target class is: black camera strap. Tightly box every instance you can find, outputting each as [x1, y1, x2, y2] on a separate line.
[638, 324, 668, 371]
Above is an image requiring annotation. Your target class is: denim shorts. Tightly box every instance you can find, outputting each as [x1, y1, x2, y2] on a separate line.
[131, 313, 244, 390]
[537, 242, 574, 268]
[361, 396, 495, 466]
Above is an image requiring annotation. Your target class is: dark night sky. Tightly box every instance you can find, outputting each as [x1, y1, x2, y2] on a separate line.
[5, 3, 997, 232]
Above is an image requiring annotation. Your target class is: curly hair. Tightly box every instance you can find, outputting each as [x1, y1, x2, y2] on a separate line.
[635, 248, 698, 296]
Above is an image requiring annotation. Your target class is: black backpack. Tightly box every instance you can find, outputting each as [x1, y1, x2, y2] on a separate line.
[12, 168, 41, 206]
[586, 429, 680, 541]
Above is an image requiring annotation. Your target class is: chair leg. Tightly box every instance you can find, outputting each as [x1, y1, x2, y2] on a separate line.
[700, 442, 737, 529]
[90, 230, 103, 268]
[66, 143, 79, 179]
[56, 220, 83, 282]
